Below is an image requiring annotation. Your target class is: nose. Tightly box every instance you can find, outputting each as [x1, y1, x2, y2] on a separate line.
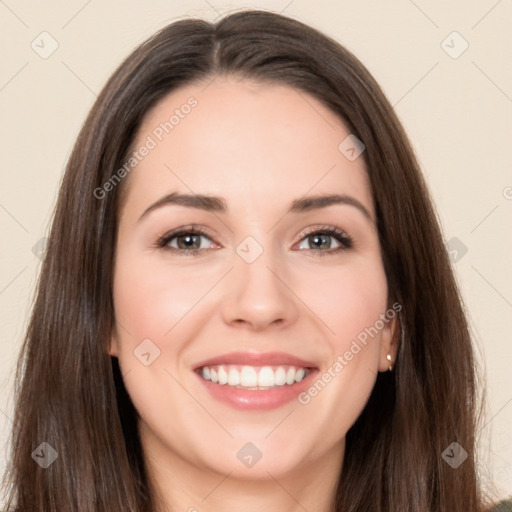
[220, 247, 300, 332]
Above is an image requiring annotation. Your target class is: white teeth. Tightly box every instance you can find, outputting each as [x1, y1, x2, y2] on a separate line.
[198, 364, 311, 388]
[274, 366, 286, 386]
[286, 367, 295, 385]
[294, 368, 305, 382]
[218, 366, 228, 385]
[258, 366, 275, 387]
[227, 368, 240, 386]
[240, 366, 258, 387]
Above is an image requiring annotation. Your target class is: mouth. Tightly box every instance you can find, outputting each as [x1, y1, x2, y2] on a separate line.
[195, 364, 313, 390]
[192, 351, 319, 410]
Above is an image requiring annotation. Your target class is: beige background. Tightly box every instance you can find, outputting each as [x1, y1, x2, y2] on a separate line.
[1, 0, 511, 502]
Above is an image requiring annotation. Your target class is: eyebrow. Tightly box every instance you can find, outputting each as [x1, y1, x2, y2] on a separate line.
[138, 192, 373, 223]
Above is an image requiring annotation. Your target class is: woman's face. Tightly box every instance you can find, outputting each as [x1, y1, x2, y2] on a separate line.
[110, 76, 397, 480]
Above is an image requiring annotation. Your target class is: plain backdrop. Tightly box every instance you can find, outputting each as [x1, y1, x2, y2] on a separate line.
[1, 0, 511, 502]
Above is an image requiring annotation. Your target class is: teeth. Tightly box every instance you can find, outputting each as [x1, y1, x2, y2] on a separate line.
[200, 364, 310, 388]
[240, 366, 257, 387]
[275, 366, 286, 386]
[258, 366, 275, 387]
[218, 366, 228, 385]
[227, 368, 240, 386]
[295, 368, 305, 382]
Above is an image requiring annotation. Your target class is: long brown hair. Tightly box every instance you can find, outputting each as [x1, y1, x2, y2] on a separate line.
[2, 9, 490, 511]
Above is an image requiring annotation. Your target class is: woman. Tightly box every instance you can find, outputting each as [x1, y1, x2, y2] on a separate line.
[1, 9, 499, 512]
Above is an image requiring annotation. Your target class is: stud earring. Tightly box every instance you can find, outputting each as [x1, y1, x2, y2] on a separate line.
[386, 353, 393, 372]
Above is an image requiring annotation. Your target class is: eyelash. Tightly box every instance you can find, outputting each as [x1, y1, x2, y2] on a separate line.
[154, 224, 354, 257]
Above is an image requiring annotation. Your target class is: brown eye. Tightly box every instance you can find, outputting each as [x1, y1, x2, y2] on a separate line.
[156, 226, 217, 254]
[296, 227, 353, 254]
[300, 233, 340, 250]
[173, 233, 204, 250]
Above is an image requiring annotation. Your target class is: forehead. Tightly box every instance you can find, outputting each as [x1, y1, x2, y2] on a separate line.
[123, 76, 373, 217]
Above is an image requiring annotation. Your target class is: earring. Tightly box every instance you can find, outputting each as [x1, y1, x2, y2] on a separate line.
[386, 353, 393, 372]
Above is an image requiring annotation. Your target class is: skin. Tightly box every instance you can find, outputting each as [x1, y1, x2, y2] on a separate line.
[110, 76, 398, 512]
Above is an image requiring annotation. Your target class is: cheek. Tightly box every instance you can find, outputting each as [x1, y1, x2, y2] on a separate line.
[113, 252, 222, 349]
[294, 259, 387, 385]
[111, 253, 221, 432]
[293, 256, 389, 348]
[291, 258, 388, 437]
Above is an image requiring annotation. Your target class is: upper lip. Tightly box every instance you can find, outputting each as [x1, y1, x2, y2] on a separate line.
[193, 351, 318, 370]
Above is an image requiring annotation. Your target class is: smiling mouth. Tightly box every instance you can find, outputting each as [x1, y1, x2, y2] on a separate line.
[195, 364, 313, 390]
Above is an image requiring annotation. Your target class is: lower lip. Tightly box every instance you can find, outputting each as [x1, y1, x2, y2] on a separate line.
[194, 369, 318, 410]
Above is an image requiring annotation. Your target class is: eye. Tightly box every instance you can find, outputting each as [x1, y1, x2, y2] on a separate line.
[295, 226, 353, 255]
[155, 225, 218, 255]
[154, 224, 353, 256]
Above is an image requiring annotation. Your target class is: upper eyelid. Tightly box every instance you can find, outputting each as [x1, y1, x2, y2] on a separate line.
[160, 224, 349, 239]
[158, 224, 352, 249]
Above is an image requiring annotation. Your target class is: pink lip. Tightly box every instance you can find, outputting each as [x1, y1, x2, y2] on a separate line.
[194, 367, 319, 411]
[193, 351, 318, 370]
[192, 351, 319, 411]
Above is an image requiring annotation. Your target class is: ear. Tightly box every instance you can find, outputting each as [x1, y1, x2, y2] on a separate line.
[378, 305, 401, 372]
